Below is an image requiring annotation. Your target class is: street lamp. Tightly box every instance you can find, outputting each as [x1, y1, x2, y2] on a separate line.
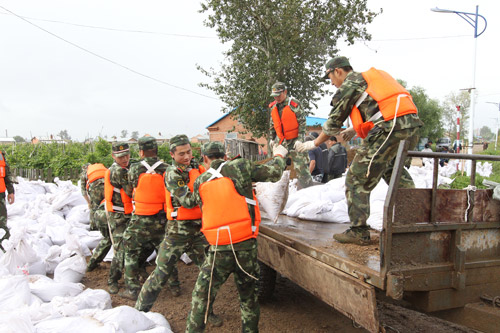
[487, 102, 500, 150]
[431, 6, 487, 153]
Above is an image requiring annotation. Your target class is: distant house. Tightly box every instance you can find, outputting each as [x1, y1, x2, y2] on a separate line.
[31, 136, 67, 144]
[0, 137, 16, 145]
[206, 113, 327, 152]
[190, 134, 209, 144]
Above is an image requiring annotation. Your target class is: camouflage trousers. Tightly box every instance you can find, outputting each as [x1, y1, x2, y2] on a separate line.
[107, 212, 131, 285]
[0, 194, 8, 251]
[123, 213, 167, 292]
[186, 242, 260, 333]
[88, 207, 112, 266]
[135, 220, 208, 312]
[346, 127, 419, 228]
[288, 150, 313, 188]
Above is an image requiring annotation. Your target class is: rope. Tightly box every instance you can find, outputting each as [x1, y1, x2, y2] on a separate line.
[463, 185, 477, 222]
[366, 94, 407, 178]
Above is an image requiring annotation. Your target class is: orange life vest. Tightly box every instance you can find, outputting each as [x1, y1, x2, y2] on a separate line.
[86, 163, 107, 189]
[199, 163, 261, 246]
[104, 166, 133, 214]
[350, 68, 418, 139]
[133, 160, 166, 216]
[269, 99, 300, 144]
[0, 152, 6, 193]
[166, 165, 206, 221]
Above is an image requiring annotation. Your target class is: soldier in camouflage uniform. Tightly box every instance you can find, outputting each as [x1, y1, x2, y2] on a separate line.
[105, 142, 134, 294]
[120, 136, 169, 300]
[296, 56, 423, 245]
[0, 150, 15, 251]
[269, 82, 313, 188]
[136, 135, 221, 326]
[80, 164, 111, 271]
[185, 141, 288, 333]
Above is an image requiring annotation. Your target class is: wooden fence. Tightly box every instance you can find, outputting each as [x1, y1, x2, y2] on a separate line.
[13, 167, 81, 183]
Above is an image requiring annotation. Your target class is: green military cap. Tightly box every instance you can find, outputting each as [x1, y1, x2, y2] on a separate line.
[138, 136, 157, 150]
[322, 56, 351, 79]
[270, 82, 287, 97]
[202, 141, 225, 156]
[112, 142, 130, 157]
[169, 134, 190, 151]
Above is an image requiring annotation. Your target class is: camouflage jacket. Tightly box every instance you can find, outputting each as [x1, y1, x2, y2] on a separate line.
[193, 156, 286, 251]
[270, 96, 307, 145]
[128, 157, 168, 190]
[0, 151, 15, 195]
[108, 161, 134, 205]
[164, 159, 200, 211]
[80, 170, 105, 210]
[322, 71, 423, 137]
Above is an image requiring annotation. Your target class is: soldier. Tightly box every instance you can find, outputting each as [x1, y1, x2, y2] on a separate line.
[136, 134, 221, 326]
[269, 81, 313, 188]
[104, 142, 134, 294]
[120, 136, 168, 300]
[185, 141, 288, 332]
[80, 163, 111, 271]
[327, 136, 348, 180]
[0, 150, 15, 251]
[296, 56, 423, 245]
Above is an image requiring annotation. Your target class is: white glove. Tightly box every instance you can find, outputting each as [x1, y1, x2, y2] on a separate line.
[340, 127, 356, 142]
[294, 140, 316, 153]
[272, 144, 288, 158]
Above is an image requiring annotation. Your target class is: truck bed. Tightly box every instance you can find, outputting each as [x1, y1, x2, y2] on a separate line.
[260, 215, 383, 287]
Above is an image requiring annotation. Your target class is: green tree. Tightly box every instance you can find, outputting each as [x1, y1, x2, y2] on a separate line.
[57, 129, 71, 141]
[408, 86, 444, 141]
[13, 135, 25, 143]
[131, 131, 139, 140]
[442, 91, 470, 142]
[121, 130, 128, 139]
[199, 0, 378, 138]
[480, 126, 494, 141]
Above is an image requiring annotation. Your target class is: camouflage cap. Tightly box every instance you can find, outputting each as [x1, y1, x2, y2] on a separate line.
[270, 82, 287, 97]
[138, 136, 157, 151]
[202, 141, 225, 156]
[322, 56, 351, 79]
[169, 134, 190, 151]
[112, 142, 130, 157]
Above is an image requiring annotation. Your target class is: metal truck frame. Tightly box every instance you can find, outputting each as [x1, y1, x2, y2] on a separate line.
[257, 140, 500, 332]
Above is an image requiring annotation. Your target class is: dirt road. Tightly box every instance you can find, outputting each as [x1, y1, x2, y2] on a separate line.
[83, 260, 475, 333]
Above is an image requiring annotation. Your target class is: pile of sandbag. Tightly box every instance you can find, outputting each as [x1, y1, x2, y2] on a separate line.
[256, 161, 493, 230]
[0, 177, 172, 333]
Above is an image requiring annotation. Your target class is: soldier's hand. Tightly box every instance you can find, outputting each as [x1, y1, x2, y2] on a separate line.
[272, 144, 288, 158]
[7, 193, 14, 204]
[294, 140, 316, 153]
[340, 127, 356, 142]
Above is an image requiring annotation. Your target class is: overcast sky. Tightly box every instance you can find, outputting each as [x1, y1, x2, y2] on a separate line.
[1, 0, 499, 141]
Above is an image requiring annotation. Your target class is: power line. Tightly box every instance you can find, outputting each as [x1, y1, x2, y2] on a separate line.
[0, 5, 219, 100]
[0, 10, 216, 39]
[368, 35, 469, 42]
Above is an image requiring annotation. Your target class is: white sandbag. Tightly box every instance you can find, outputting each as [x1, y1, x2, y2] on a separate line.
[43, 246, 63, 275]
[142, 312, 171, 331]
[0, 228, 5, 239]
[255, 171, 290, 222]
[0, 275, 33, 310]
[53, 253, 87, 283]
[35, 316, 115, 333]
[0, 309, 35, 333]
[70, 288, 112, 310]
[147, 250, 157, 263]
[29, 274, 84, 302]
[139, 327, 173, 333]
[0, 242, 26, 275]
[80, 231, 103, 250]
[94, 306, 156, 333]
[6, 200, 28, 217]
[103, 246, 114, 262]
[64, 204, 90, 224]
[28, 260, 47, 276]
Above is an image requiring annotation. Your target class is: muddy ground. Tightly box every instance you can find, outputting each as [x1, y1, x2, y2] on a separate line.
[83, 259, 476, 333]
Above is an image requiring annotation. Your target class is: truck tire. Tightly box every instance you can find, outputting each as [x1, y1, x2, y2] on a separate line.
[257, 260, 276, 302]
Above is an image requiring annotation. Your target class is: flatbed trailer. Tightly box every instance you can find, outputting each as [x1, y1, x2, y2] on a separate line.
[257, 141, 500, 332]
